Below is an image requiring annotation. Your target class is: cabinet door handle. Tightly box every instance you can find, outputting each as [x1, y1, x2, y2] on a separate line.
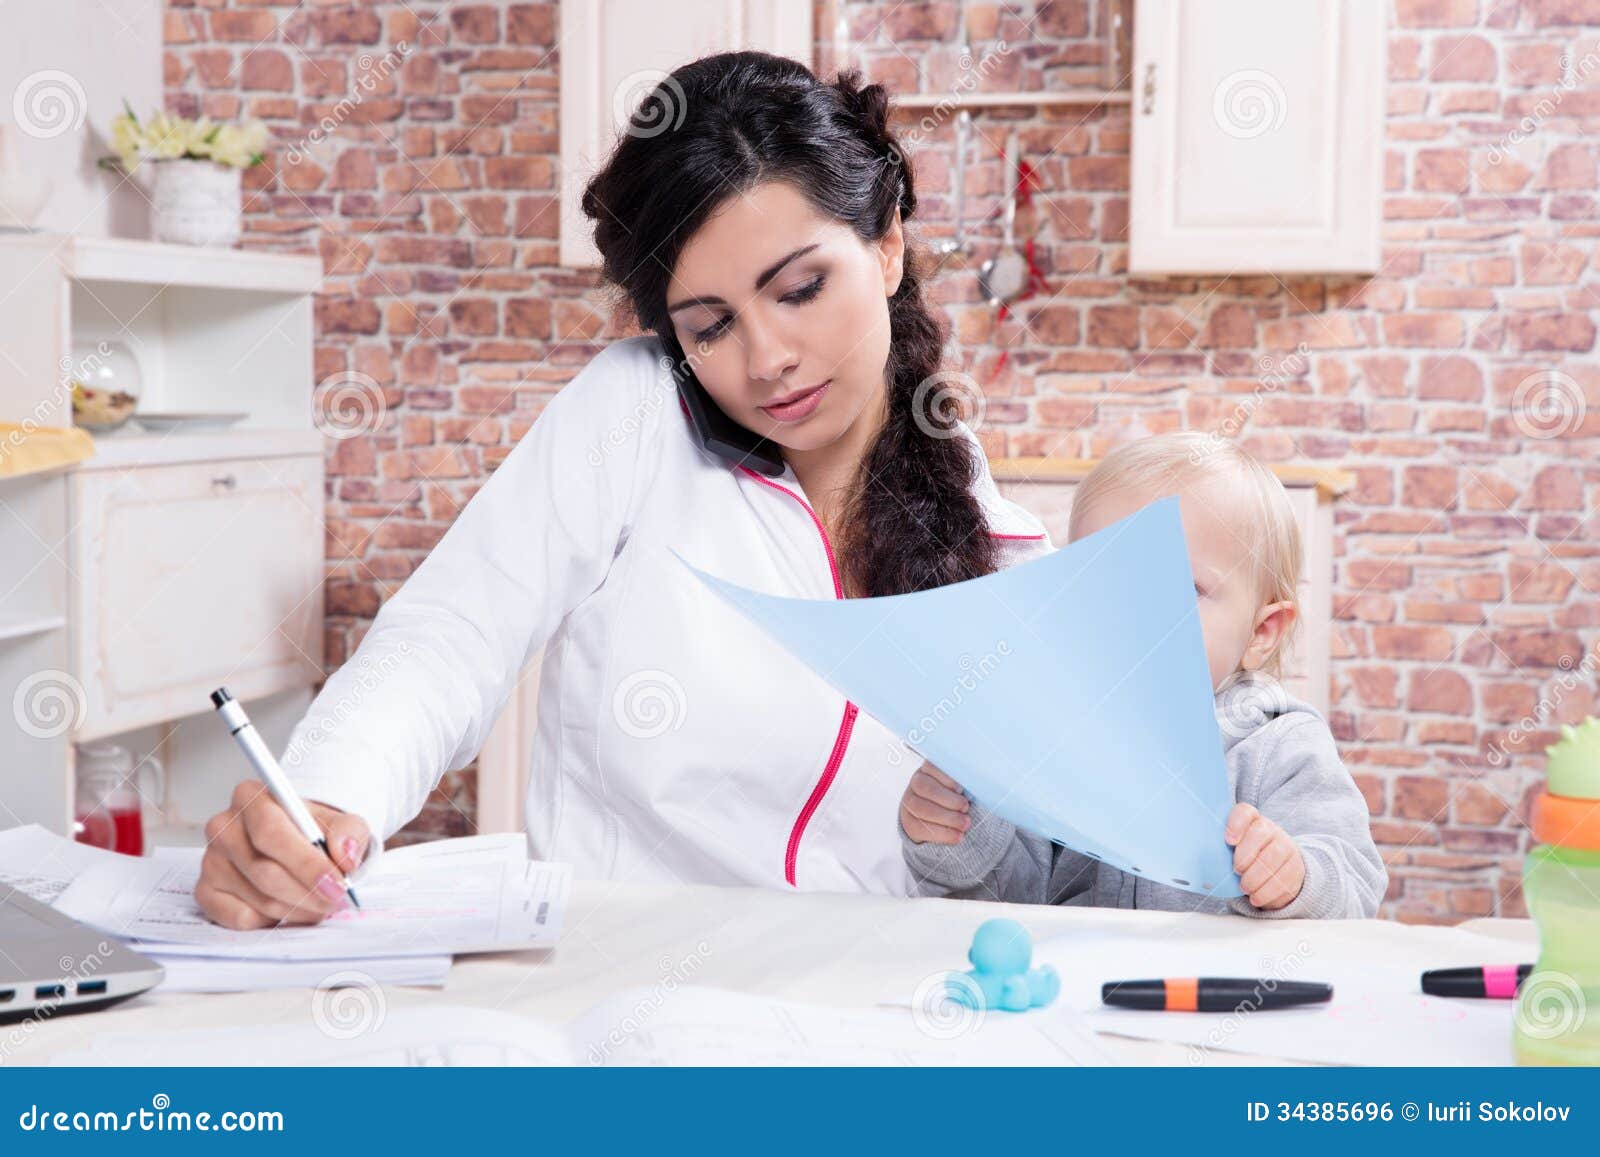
[211, 474, 237, 490]
[1141, 62, 1157, 114]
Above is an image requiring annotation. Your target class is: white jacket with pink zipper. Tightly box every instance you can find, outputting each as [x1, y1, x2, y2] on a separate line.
[282, 335, 1051, 895]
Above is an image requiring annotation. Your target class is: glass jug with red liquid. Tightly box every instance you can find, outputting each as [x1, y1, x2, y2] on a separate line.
[73, 743, 164, 857]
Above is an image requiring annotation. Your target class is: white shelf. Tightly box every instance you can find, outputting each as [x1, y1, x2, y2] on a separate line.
[0, 615, 66, 643]
[76, 427, 324, 471]
[0, 234, 325, 295]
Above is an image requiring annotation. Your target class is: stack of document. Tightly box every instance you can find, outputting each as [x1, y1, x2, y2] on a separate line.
[0, 825, 571, 993]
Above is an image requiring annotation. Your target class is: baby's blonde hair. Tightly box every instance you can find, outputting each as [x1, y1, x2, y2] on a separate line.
[1067, 432, 1303, 675]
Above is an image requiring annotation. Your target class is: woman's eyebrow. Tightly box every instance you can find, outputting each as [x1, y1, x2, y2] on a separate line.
[667, 243, 821, 313]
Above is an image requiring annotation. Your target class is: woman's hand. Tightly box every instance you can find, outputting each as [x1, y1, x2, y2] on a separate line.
[899, 761, 972, 846]
[1225, 803, 1305, 910]
[195, 781, 372, 930]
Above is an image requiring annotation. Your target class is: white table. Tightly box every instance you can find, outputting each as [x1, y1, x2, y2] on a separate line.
[13, 881, 1537, 1066]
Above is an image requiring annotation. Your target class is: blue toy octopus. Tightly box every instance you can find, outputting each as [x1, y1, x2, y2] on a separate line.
[946, 918, 1060, 1012]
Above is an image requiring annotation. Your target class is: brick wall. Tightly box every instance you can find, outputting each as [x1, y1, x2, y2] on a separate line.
[165, 1, 1600, 919]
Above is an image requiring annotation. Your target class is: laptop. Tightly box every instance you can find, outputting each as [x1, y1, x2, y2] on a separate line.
[0, 889, 164, 1024]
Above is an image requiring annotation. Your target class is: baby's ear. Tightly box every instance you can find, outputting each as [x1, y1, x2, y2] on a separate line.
[1242, 601, 1296, 671]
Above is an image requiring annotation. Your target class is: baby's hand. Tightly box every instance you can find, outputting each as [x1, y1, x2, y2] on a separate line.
[899, 761, 971, 845]
[1225, 803, 1305, 910]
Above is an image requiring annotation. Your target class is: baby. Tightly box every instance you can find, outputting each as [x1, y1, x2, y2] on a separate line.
[901, 433, 1387, 919]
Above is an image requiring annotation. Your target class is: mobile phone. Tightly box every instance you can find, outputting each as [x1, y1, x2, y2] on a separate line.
[666, 341, 786, 477]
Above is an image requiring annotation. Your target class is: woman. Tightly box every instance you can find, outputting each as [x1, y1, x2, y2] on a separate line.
[196, 51, 1049, 929]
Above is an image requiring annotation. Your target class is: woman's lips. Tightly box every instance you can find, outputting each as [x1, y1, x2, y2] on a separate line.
[760, 380, 830, 423]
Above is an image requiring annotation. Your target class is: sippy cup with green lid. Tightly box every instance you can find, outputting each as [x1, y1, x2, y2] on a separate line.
[1513, 717, 1600, 1066]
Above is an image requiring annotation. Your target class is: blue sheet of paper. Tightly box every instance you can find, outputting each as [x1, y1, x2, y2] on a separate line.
[679, 496, 1243, 898]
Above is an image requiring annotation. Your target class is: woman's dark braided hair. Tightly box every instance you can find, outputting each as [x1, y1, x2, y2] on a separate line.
[581, 51, 999, 596]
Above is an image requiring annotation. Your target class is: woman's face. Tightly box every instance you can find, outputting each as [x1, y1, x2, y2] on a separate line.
[665, 180, 904, 457]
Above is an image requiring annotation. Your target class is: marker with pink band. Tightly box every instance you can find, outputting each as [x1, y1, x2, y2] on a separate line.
[1421, 963, 1534, 999]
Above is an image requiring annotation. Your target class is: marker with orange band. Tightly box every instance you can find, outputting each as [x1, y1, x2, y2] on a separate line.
[1101, 977, 1333, 1012]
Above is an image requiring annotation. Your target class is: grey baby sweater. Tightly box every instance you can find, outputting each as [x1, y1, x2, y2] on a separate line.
[902, 681, 1388, 919]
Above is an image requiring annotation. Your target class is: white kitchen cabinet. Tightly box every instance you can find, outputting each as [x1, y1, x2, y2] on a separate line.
[0, 235, 326, 843]
[1129, 0, 1385, 275]
[558, 0, 812, 267]
[70, 453, 323, 741]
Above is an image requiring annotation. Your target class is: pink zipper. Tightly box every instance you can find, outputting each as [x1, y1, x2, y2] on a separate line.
[736, 465, 856, 886]
[733, 462, 1043, 885]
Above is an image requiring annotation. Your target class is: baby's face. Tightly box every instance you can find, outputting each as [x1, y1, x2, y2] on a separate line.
[1070, 478, 1285, 691]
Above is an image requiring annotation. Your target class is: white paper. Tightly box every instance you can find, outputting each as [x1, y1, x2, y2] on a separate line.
[6, 826, 571, 962]
[51, 986, 1111, 1067]
[149, 952, 453, 993]
[1037, 922, 1525, 1066]
[0, 824, 121, 905]
[59, 833, 570, 960]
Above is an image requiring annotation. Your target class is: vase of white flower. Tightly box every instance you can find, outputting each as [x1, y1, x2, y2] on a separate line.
[101, 103, 269, 248]
[150, 158, 242, 246]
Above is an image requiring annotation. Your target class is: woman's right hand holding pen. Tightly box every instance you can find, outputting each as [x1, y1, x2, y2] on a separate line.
[195, 781, 372, 930]
[899, 761, 972, 845]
